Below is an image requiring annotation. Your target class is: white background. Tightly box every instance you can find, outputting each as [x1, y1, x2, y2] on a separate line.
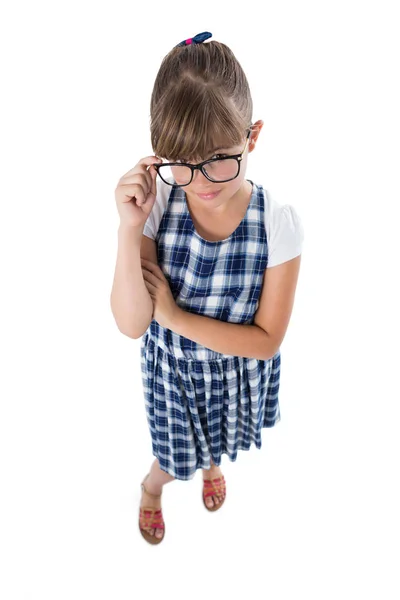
[1, 1, 399, 598]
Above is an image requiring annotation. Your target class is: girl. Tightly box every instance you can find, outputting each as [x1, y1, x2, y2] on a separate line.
[111, 32, 304, 545]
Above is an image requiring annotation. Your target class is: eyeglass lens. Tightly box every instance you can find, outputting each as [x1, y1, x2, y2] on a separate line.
[157, 158, 239, 185]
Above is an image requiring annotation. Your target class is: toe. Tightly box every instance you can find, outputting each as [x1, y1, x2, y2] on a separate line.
[206, 496, 214, 508]
[155, 528, 163, 539]
[214, 496, 219, 505]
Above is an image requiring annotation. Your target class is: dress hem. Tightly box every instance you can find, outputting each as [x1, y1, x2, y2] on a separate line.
[151, 416, 281, 481]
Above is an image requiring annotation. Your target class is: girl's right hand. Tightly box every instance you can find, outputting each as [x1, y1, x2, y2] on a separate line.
[114, 155, 161, 229]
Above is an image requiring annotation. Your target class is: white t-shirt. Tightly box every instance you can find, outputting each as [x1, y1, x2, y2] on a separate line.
[143, 179, 304, 268]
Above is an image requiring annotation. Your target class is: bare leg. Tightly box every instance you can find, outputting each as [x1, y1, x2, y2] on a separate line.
[202, 457, 225, 509]
[140, 458, 175, 539]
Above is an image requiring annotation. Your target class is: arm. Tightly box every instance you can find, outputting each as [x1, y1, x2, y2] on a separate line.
[110, 225, 153, 338]
[171, 254, 302, 360]
[171, 309, 275, 360]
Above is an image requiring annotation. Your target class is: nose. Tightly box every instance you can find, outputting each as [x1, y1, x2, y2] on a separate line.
[191, 168, 212, 186]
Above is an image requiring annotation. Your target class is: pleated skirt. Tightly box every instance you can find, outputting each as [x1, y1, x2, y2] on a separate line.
[140, 336, 281, 481]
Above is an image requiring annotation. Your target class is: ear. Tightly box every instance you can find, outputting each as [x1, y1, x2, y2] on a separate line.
[248, 120, 264, 153]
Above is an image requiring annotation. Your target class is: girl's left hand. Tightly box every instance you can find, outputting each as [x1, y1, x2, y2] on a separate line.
[141, 259, 181, 330]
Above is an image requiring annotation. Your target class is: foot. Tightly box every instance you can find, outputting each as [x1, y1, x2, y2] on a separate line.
[140, 476, 164, 540]
[202, 464, 226, 509]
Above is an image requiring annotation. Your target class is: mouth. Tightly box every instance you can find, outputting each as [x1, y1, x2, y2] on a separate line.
[196, 189, 222, 201]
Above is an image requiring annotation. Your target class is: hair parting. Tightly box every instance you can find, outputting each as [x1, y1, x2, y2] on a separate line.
[150, 41, 253, 162]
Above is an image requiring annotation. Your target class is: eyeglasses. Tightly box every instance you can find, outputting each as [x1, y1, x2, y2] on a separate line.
[153, 128, 252, 187]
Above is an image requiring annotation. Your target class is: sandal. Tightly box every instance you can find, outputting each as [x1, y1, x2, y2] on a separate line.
[202, 474, 226, 512]
[139, 473, 165, 545]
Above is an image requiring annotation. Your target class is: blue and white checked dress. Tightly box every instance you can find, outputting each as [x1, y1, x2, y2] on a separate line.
[140, 180, 281, 480]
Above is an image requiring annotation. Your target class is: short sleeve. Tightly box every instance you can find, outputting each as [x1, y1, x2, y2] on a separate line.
[267, 203, 304, 268]
[142, 178, 172, 241]
[143, 207, 156, 240]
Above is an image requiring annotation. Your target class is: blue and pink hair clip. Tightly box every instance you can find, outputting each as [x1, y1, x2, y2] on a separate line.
[175, 31, 212, 47]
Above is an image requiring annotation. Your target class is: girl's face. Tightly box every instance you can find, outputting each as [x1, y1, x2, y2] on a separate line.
[180, 121, 262, 212]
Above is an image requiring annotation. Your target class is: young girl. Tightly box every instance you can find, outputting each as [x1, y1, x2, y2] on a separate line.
[111, 32, 304, 545]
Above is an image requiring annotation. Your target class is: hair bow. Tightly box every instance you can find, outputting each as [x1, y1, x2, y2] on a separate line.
[175, 31, 212, 47]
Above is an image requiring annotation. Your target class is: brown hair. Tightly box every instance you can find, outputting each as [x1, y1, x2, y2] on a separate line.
[150, 41, 253, 162]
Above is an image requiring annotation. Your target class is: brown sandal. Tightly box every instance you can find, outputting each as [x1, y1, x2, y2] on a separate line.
[139, 473, 165, 545]
[202, 474, 226, 512]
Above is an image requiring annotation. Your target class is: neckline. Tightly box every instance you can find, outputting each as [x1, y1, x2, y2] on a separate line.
[182, 179, 255, 244]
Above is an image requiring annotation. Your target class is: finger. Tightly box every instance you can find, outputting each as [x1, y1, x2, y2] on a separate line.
[142, 268, 157, 283]
[141, 258, 159, 269]
[147, 163, 158, 198]
[120, 156, 162, 180]
[141, 260, 163, 280]
[143, 279, 156, 294]
[134, 172, 153, 197]
[120, 183, 146, 204]
[141, 258, 154, 270]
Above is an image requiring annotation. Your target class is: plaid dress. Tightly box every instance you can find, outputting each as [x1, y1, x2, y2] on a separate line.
[140, 180, 281, 481]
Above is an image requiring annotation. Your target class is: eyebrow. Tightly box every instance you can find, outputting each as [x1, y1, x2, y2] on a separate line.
[210, 147, 224, 153]
[177, 146, 232, 163]
[196, 147, 229, 160]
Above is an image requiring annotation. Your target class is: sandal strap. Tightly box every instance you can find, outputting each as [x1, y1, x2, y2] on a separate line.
[139, 507, 165, 530]
[203, 475, 226, 499]
[141, 474, 162, 499]
[141, 482, 162, 499]
[203, 476, 225, 486]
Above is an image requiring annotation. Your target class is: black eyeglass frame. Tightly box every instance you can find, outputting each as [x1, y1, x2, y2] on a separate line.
[153, 128, 252, 187]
